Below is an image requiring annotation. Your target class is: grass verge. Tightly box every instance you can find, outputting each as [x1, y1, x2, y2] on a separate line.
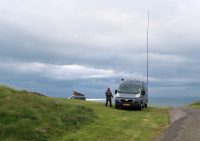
[60, 100, 168, 141]
[189, 101, 200, 109]
[0, 85, 168, 141]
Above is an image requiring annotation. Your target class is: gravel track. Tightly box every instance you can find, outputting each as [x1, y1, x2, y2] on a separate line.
[154, 107, 200, 141]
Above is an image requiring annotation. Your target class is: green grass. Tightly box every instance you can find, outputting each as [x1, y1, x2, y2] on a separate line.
[0, 85, 169, 141]
[0, 85, 95, 141]
[189, 101, 200, 109]
[59, 101, 168, 141]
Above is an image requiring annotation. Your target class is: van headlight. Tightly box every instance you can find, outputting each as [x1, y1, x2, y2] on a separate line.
[135, 94, 141, 98]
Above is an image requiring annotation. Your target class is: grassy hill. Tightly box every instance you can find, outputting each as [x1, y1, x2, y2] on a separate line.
[0, 85, 168, 141]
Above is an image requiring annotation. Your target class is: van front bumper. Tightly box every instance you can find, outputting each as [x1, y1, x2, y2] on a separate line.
[115, 98, 142, 108]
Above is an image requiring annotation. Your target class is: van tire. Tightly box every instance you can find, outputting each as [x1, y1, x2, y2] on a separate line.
[138, 103, 143, 110]
[115, 105, 119, 109]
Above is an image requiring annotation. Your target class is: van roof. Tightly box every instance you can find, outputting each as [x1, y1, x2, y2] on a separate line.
[122, 79, 145, 85]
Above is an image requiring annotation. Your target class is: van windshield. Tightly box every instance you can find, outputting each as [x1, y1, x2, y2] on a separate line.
[118, 84, 141, 94]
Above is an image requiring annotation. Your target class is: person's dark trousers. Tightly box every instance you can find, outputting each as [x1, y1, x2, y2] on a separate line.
[106, 99, 112, 107]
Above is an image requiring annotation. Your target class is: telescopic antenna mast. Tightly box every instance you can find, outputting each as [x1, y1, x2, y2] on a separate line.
[147, 11, 149, 86]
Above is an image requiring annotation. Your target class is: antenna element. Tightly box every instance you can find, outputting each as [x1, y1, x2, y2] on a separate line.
[147, 11, 149, 86]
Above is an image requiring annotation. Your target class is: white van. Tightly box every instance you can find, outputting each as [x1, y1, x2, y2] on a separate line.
[115, 79, 148, 110]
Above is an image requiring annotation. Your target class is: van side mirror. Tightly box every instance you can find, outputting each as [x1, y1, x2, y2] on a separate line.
[115, 90, 118, 94]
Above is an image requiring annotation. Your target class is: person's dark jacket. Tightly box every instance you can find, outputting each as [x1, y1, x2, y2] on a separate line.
[105, 90, 113, 100]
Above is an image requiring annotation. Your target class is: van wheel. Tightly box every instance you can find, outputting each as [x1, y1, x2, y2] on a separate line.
[138, 103, 143, 110]
[115, 105, 119, 109]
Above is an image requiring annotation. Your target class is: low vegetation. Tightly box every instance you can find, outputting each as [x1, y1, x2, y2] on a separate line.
[0, 85, 168, 141]
[189, 101, 200, 109]
[0, 85, 95, 141]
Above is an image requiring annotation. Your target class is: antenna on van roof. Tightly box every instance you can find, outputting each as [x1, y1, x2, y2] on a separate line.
[147, 10, 150, 86]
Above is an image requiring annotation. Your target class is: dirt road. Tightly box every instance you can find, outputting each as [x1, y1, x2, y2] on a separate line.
[154, 107, 200, 141]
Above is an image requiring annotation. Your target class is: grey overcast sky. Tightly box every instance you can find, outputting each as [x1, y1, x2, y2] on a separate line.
[0, 0, 200, 98]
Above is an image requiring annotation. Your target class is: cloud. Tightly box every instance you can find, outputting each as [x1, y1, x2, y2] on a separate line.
[149, 53, 186, 63]
[0, 61, 150, 81]
[0, 0, 200, 98]
[0, 61, 113, 80]
[0, 0, 149, 48]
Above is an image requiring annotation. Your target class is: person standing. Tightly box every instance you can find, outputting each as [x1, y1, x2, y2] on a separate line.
[105, 88, 113, 107]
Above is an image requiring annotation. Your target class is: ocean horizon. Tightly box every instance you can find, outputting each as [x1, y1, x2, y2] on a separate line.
[86, 96, 200, 107]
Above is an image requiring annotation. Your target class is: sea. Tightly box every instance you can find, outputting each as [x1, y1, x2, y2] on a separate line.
[86, 96, 200, 107]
